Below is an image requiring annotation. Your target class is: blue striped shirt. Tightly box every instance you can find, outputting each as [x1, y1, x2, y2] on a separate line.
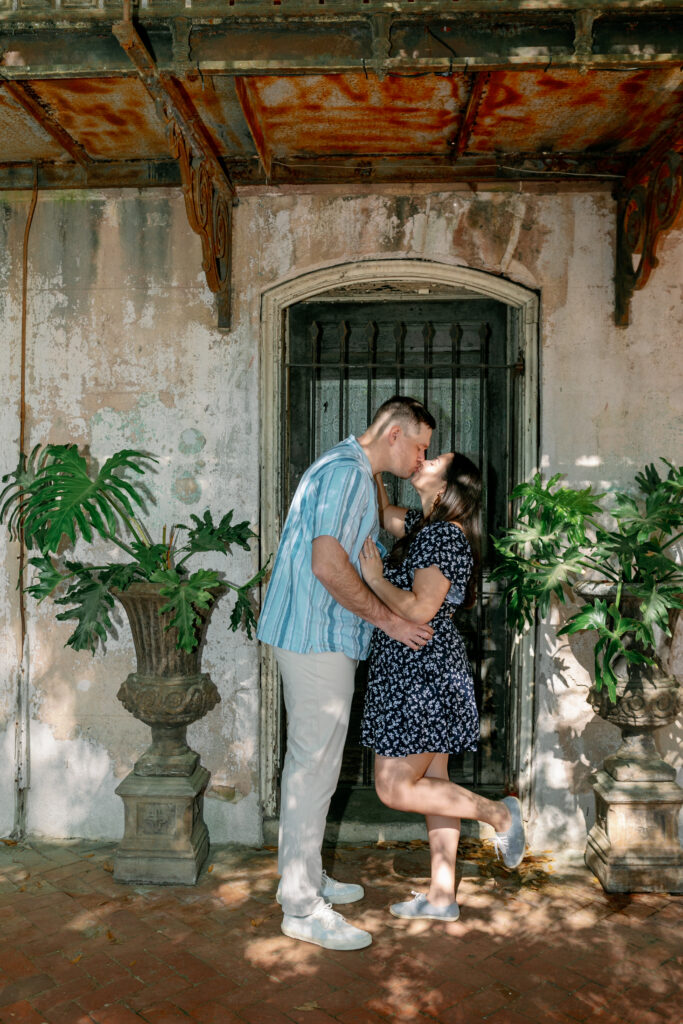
[257, 436, 379, 659]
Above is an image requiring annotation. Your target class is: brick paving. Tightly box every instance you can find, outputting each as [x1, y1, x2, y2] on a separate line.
[0, 837, 680, 1024]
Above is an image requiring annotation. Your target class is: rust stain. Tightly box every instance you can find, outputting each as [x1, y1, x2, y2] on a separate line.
[473, 68, 683, 155]
[243, 72, 468, 157]
[30, 78, 170, 160]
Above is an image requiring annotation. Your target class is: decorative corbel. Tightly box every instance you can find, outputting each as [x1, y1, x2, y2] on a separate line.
[615, 149, 682, 327]
[113, 10, 234, 328]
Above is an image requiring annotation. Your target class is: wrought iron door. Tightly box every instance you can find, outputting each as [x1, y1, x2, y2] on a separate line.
[284, 298, 521, 797]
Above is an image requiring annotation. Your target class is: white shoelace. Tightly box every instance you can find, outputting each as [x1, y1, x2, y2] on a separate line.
[492, 834, 509, 860]
[316, 901, 346, 925]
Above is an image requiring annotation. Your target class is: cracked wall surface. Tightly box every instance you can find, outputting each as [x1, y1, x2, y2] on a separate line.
[0, 182, 681, 850]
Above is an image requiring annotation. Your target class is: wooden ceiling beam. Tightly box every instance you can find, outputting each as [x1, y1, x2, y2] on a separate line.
[0, 159, 181, 190]
[235, 78, 273, 181]
[2, 80, 92, 167]
[2, 8, 683, 81]
[113, 9, 234, 328]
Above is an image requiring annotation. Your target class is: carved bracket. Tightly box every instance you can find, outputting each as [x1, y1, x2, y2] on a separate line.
[169, 121, 233, 328]
[113, 16, 234, 328]
[615, 150, 682, 327]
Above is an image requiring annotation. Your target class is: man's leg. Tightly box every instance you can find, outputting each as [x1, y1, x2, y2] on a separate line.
[275, 648, 356, 918]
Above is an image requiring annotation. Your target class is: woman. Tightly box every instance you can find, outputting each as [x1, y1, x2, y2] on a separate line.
[360, 452, 525, 922]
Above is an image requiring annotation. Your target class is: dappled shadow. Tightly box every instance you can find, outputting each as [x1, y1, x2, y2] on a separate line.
[0, 838, 679, 1023]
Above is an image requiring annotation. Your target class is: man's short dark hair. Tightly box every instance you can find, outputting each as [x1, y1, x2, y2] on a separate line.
[371, 395, 436, 433]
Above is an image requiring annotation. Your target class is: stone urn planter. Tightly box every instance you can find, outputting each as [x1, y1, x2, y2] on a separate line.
[585, 662, 682, 894]
[112, 583, 225, 885]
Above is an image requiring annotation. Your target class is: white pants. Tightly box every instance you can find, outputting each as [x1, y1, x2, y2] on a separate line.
[274, 647, 357, 917]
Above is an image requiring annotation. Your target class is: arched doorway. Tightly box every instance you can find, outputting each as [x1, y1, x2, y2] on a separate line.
[259, 259, 539, 831]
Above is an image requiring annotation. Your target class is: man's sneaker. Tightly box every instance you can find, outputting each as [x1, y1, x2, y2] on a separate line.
[492, 795, 526, 869]
[390, 891, 460, 922]
[281, 903, 372, 950]
[321, 870, 364, 905]
[276, 871, 364, 906]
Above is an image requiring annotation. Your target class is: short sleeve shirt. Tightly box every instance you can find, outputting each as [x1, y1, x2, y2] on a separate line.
[256, 436, 379, 659]
[403, 508, 473, 607]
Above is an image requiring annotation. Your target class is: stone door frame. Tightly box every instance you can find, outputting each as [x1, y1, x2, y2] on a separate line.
[258, 258, 539, 822]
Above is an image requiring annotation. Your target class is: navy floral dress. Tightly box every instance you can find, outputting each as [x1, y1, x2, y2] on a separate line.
[361, 509, 480, 757]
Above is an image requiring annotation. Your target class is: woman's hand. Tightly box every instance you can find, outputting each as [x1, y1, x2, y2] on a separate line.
[359, 537, 384, 588]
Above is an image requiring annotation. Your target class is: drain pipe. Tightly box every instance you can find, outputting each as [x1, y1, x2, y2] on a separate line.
[11, 168, 38, 840]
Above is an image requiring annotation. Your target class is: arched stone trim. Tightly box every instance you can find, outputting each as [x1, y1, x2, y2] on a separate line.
[258, 258, 539, 824]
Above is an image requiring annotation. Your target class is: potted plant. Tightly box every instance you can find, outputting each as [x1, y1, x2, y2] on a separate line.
[1, 443, 268, 884]
[491, 459, 683, 892]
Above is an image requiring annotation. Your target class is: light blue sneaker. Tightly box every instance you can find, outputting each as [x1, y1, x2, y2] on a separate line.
[389, 891, 460, 922]
[493, 795, 526, 869]
[276, 869, 364, 906]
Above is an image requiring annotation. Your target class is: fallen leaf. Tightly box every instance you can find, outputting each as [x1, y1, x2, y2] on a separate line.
[1, 839, 18, 846]
[71, 954, 83, 964]
[294, 1002, 320, 1012]
[208, 865, 214, 873]
[106, 930, 116, 943]
[102, 862, 114, 873]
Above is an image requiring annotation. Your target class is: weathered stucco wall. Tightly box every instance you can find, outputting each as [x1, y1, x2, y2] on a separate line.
[1, 183, 681, 851]
[0, 190, 262, 843]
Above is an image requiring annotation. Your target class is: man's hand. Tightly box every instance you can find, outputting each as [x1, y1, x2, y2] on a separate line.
[383, 617, 434, 651]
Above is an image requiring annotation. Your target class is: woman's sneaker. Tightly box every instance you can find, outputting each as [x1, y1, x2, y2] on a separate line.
[281, 903, 372, 950]
[492, 795, 526, 869]
[390, 892, 460, 922]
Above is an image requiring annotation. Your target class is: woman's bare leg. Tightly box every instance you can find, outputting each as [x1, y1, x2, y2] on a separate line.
[424, 753, 460, 907]
[374, 752, 512, 833]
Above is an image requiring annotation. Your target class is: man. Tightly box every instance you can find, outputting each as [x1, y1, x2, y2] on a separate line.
[257, 395, 436, 950]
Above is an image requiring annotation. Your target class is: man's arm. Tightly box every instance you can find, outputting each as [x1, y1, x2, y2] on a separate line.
[311, 535, 433, 651]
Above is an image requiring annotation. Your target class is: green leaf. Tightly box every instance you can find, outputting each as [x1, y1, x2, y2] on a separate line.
[151, 567, 223, 652]
[19, 445, 156, 553]
[129, 541, 171, 579]
[177, 509, 256, 561]
[558, 599, 609, 637]
[230, 588, 258, 638]
[99, 562, 143, 592]
[24, 554, 68, 602]
[630, 580, 683, 635]
[54, 573, 116, 653]
[0, 445, 52, 545]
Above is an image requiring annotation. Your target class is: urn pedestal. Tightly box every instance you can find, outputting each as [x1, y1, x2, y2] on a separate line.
[113, 584, 222, 885]
[585, 672, 683, 893]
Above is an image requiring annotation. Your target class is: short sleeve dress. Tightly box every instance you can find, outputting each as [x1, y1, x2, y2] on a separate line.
[361, 509, 480, 757]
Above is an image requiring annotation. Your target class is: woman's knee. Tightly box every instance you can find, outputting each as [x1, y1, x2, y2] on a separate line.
[374, 761, 416, 811]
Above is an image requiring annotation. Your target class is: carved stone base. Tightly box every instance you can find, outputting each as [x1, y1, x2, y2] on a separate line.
[114, 765, 210, 885]
[585, 770, 683, 893]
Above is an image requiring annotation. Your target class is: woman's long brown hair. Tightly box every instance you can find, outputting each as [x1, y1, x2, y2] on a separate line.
[388, 453, 482, 608]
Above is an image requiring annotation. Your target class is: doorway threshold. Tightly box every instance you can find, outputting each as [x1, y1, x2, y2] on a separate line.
[262, 788, 494, 846]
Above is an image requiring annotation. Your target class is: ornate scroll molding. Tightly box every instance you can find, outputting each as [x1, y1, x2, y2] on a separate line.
[168, 120, 233, 327]
[615, 149, 683, 327]
[113, 15, 234, 328]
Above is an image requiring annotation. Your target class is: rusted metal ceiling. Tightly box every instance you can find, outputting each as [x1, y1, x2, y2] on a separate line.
[0, 1, 681, 327]
[0, 2, 681, 190]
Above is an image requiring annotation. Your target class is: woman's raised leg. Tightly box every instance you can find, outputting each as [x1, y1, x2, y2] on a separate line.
[374, 752, 512, 833]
